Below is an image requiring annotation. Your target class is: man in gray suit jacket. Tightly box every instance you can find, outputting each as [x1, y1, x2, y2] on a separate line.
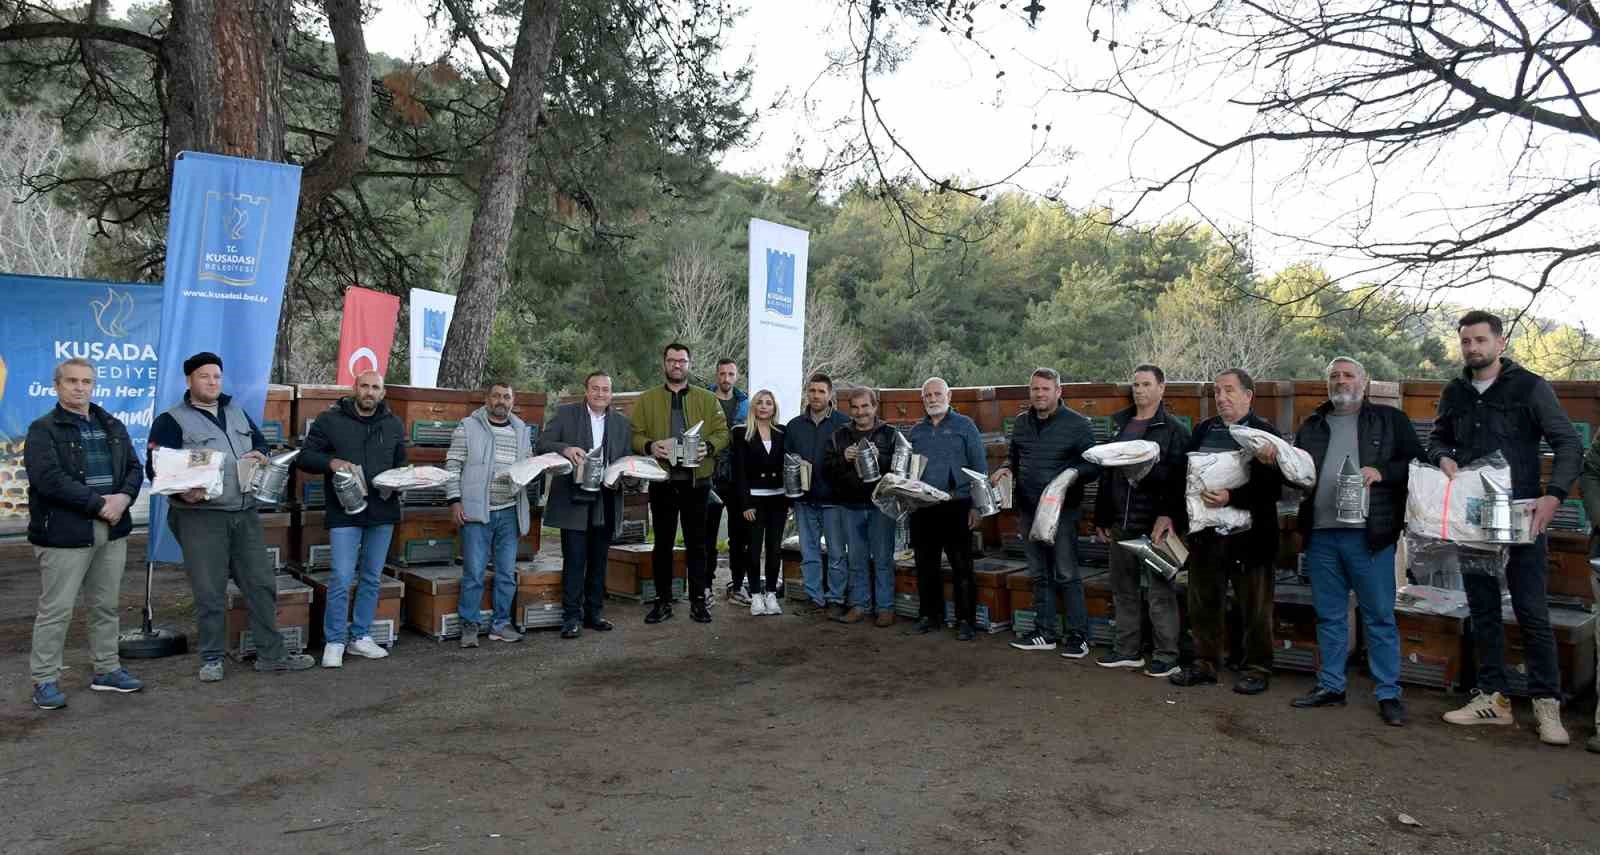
[539, 371, 633, 638]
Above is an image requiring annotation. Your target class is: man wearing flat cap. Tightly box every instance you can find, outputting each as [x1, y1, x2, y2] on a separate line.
[147, 352, 314, 681]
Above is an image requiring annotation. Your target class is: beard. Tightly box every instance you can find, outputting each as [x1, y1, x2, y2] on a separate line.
[1464, 352, 1496, 369]
[925, 403, 949, 417]
[1330, 389, 1362, 409]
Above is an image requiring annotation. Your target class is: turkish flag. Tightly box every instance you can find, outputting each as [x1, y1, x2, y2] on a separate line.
[336, 286, 401, 385]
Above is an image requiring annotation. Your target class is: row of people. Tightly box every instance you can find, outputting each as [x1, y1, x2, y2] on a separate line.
[20, 315, 1599, 755]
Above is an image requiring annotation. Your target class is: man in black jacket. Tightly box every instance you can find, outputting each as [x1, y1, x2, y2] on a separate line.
[1164, 368, 1284, 695]
[1093, 364, 1190, 678]
[539, 371, 632, 638]
[26, 358, 146, 709]
[1000, 368, 1101, 656]
[1432, 311, 1580, 745]
[297, 371, 408, 668]
[1290, 357, 1421, 727]
[823, 387, 901, 627]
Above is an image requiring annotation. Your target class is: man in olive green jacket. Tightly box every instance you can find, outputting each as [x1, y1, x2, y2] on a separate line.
[632, 342, 731, 624]
[1577, 442, 1600, 754]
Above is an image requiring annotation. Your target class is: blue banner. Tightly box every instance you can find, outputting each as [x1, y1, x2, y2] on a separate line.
[148, 152, 301, 563]
[0, 274, 162, 526]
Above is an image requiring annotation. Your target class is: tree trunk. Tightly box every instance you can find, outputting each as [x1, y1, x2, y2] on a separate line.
[164, 0, 292, 161]
[436, 0, 564, 389]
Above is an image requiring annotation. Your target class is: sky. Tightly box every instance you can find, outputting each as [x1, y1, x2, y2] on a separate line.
[348, 1, 1600, 324]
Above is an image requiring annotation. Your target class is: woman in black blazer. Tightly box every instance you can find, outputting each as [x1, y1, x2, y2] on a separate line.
[733, 389, 789, 616]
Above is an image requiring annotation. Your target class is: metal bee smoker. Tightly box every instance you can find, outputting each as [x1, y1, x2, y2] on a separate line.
[888, 430, 914, 478]
[783, 453, 805, 498]
[577, 444, 606, 492]
[247, 449, 299, 505]
[1481, 472, 1516, 543]
[965, 468, 1002, 517]
[854, 438, 881, 483]
[1334, 455, 1368, 524]
[332, 467, 368, 515]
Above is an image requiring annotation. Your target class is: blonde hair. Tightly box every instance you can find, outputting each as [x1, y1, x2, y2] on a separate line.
[746, 389, 782, 440]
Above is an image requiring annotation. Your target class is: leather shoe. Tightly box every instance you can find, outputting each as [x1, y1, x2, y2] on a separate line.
[956, 622, 976, 641]
[584, 618, 614, 632]
[1379, 698, 1407, 727]
[911, 617, 944, 634]
[1291, 687, 1347, 709]
[1169, 667, 1218, 687]
[691, 602, 712, 623]
[560, 624, 581, 639]
[1233, 673, 1270, 695]
[644, 603, 673, 624]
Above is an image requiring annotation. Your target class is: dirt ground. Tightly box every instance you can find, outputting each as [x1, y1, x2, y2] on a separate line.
[1, 534, 1597, 855]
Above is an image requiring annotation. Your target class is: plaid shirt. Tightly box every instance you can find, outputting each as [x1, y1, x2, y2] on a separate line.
[71, 411, 117, 494]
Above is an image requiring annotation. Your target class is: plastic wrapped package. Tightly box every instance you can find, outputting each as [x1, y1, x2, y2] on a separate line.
[1083, 439, 1161, 484]
[603, 456, 669, 488]
[1028, 468, 1081, 543]
[151, 447, 225, 498]
[373, 464, 453, 491]
[1403, 531, 1507, 583]
[504, 453, 573, 487]
[1227, 425, 1316, 489]
[1404, 453, 1534, 544]
[1184, 450, 1253, 535]
[871, 474, 951, 522]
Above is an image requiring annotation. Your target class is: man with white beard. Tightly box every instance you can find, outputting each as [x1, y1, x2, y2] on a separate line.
[1288, 357, 1423, 727]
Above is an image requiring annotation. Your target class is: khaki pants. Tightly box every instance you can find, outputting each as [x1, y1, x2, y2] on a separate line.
[30, 521, 127, 684]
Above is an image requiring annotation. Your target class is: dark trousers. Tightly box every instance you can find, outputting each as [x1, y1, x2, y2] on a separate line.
[1109, 526, 1181, 661]
[1187, 531, 1274, 676]
[169, 507, 286, 662]
[744, 495, 789, 594]
[1465, 536, 1561, 698]
[649, 480, 710, 604]
[559, 524, 611, 625]
[910, 499, 975, 625]
[706, 497, 751, 591]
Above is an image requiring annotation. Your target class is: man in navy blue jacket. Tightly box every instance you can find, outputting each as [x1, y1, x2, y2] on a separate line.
[784, 372, 850, 613]
[908, 377, 988, 640]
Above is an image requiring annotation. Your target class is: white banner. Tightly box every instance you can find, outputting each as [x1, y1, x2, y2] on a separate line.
[747, 218, 809, 424]
[409, 288, 456, 388]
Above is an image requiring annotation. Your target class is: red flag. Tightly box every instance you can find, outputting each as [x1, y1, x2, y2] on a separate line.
[336, 286, 401, 385]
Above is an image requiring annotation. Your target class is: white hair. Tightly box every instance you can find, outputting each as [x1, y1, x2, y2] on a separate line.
[921, 376, 949, 394]
[1325, 356, 1368, 383]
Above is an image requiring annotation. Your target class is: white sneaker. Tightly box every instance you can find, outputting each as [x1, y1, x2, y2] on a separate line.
[750, 594, 768, 616]
[1533, 697, 1570, 745]
[348, 636, 389, 659]
[764, 592, 782, 615]
[321, 643, 345, 669]
[1442, 690, 1514, 726]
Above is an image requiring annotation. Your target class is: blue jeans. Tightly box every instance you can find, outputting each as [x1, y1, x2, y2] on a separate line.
[1018, 506, 1085, 642]
[1304, 529, 1400, 700]
[460, 507, 519, 629]
[326, 524, 394, 644]
[795, 502, 848, 605]
[843, 507, 898, 611]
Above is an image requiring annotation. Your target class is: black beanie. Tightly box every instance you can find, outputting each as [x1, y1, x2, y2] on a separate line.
[183, 352, 223, 376]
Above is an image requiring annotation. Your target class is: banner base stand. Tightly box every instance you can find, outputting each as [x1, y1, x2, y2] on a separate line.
[118, 562, 189, 659]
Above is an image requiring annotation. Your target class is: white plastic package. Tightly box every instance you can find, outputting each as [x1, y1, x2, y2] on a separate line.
[1404, 456, 1533, 545]
[1184, 450, 1253, 535]
[505, 453, 574, 487]
[603, 455, 669, 488]
[1228, 425, 1315, 490]
[151, 447, 224, 499]
[1084, 440, 1160, 484]
[372, 465, 453, 491]
[1028, 468, 1080, 543]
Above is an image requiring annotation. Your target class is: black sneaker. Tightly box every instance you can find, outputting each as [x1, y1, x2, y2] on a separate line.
[1144, 659, 1180, 678]
[1290, 687, 1347, 708]
[645, 603, 674, 624]
[691, 602, 712, 623]
[1058, 636, 1090, 660]
[911, 616, 945, 634]
[1096, 652, 1144, 669]
[1379, 698, 1407, 727]
[956, 622, 976, 641]
[1009, 633, 1057, 651]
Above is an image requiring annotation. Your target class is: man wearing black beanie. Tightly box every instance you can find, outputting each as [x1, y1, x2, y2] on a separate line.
[147, 351, 315, 680]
